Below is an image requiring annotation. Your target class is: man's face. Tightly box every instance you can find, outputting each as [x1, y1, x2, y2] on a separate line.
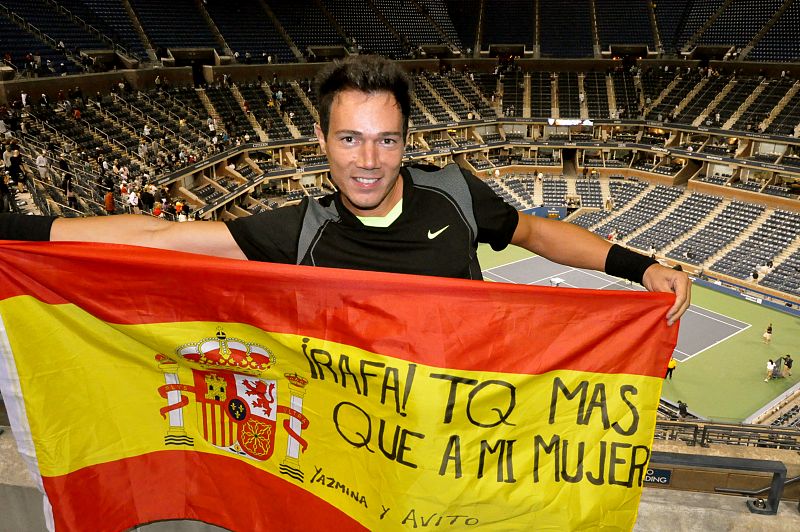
[315, 89, 405, 217]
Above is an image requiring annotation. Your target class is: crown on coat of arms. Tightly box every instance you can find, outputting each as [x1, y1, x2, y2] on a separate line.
[284, 373, 309, 388]
[177, 328, 275, 376]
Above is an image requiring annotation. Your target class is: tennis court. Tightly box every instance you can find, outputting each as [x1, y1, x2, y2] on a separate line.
[478, 247, 800, 422]
[483, 255, 750, 363]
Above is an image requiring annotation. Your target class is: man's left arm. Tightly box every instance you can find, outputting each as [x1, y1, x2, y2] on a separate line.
[511, 212, 691, 325]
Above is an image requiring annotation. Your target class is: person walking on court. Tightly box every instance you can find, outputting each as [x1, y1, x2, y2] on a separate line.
[782, 354, 793, 377]
[765, 359, 775, 381]
[763, 323, 773, 344]
[665, 357, 677, 379]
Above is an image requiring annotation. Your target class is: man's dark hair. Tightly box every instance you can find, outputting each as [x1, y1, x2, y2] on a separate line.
[315, 55, 412, 138]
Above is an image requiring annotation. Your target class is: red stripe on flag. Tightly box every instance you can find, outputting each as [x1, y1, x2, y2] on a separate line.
[0, 242, 677, 377]
[42, 450, 366, 532]
[210, 404, 218, 446]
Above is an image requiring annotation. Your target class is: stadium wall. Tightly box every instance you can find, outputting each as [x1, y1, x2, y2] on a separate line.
[0, 67, 194, 105]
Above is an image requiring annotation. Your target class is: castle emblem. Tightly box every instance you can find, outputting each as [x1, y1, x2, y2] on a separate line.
[155, 328, 310, 480]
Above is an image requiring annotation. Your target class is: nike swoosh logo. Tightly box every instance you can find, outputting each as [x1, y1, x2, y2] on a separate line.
[427, 225, 450, 239]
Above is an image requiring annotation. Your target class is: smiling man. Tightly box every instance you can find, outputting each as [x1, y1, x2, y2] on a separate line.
[0, 55, 690, 323]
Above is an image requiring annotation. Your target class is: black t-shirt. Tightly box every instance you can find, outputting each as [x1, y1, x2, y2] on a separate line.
[226, 164, 519, 279]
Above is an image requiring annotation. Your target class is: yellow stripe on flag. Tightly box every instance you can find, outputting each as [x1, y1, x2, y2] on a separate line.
[3, 295, 662, 530]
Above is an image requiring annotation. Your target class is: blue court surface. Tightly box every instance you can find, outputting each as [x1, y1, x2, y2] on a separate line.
[482, 256, 749, 362]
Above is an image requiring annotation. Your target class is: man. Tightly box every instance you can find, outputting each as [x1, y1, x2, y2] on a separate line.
[0, 56, 690, 324]
[35, 151, 50, 181]
[677, 400, 688, 420]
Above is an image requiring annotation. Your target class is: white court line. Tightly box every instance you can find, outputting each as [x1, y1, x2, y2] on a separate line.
[579, 269, 642, 291]
[685, 303, 749, 329]
[598, 280, 640, 291]
[483, 256, 539, 273]
[486, 258, 757, 364]
[484, 271, 516, 284]
[679, 322, 752, 363]
[549, 281, 578, 288]
[528, 270, 578, 285]
[684, 306, 749, 329]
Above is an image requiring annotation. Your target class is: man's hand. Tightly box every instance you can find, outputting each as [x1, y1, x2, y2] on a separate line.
[642, 264, 692, 326]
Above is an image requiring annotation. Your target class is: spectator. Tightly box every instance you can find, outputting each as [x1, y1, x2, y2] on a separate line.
[0, 172, 11, 212]
[35, 152, 50, 181]
[128, 188, 140, 214]
[63, 174, 78, 210]
[104, 187, 115, 215]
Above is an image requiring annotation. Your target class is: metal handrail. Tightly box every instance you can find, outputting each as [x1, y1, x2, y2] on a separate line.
[715, 474, 800, 496]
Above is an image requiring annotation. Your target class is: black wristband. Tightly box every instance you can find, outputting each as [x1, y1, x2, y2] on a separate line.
[604, 244, 658, 285]
[0, 213, 57, 241]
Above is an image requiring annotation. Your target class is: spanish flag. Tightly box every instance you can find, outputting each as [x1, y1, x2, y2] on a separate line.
[0, 241, 678, 531]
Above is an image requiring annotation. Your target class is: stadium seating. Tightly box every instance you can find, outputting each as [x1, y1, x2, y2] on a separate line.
[529, 72, 552, 119]
[674, 75, 728, 125]
[237, 84, 291, 140]
[501, 72, 525, 118]
[584, 72, 610, 119]
[321, 0, 405, 58]
[128, 0, 221, 53]
[542, 177, 567, 206]
[765, 83, 800, 136]
[2, 0, 109, 55]
[205, 0, 294, 63]
[761, 249, 800, 296]
[204, 86, 255, 139]
[59, 0, 149, 60]
[444, 0, 478, 52]
[732, 78, 794, 132]
[558, 73, 581, 119]
[268, 0, 347, 55]
[654, 0, 692, 54]
[481, 0, 535, 50]
[0, 13, 79, 75]
[596, 185, 683, 240]
[575, 179, 602, 208]
[711, 209, 800, 280]
[748, 0, 800, 62]
[611, 70, 639, 119]
[646, 69, 702, 120]
[372, 0, 446, 49]
[595, 0, 655, 49]
[539, 0, 593, 58]
[571, 209, 612, 230]
[696, 0, 783, 49]
[446, 70, 496, 119]
[0, 0, 798, 304]
[413, 75, 453, 123]
[705, 76, 760, 127]
[628, 192, 722, 252]
[424, 72, 471, 120]
[673, 0, 725, 52]
[667, 201, 765, 265]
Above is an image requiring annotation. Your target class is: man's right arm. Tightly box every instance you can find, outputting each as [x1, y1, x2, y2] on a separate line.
[2, 214, 247, 260]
